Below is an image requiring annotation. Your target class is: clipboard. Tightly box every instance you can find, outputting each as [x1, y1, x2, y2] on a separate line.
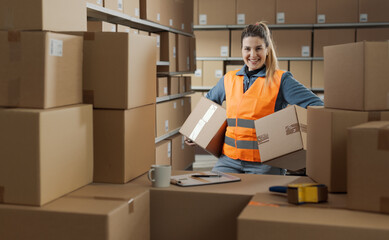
[170, 171, 241, 187]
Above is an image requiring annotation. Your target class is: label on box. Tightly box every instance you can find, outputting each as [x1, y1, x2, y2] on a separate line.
[317, 14, 325, 23]
[277, 12, 285, 24]
[118, 0, 123, 10]
[195, 69, 202, 77]
[237, 14, 245, 25]
[215, 70, 223, 78]
[135, 8, 140, 17]
[157, 13, 161, 21]
[173, 47, 176, 58]
[221, 46, 228, 57]
[199, 14, 207, 25]
[301, 46, 310, 57]
[97, 0, 102, 4]
[165, 120, 169, 132]
[360, 13, 368, 22]
[164, 87, 168, 94]
[173, 102, 177, 109]
[111, 26, 116, 32]
[182, 23, 185, 30]
[168, 142, 172, 157]
[49, 39, 63, 57]
[169, 19, 173, 26]
[181, 136, 185, 149]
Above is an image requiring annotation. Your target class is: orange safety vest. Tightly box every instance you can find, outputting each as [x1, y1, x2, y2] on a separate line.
[223, 69, 284, 162]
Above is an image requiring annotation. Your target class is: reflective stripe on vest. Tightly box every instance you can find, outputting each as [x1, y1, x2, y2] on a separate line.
[222, 69, 284, 162]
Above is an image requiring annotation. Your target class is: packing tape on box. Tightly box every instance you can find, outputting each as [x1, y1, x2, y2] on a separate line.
[368, 112, 381, 121]
[189, 104, 217, 141]
[83, 32, 95, 41]
[0, 186, 4, 203]
[285, 123, 307, 135]
[378, 125, 389, 151]
[380, 197, 389, 214]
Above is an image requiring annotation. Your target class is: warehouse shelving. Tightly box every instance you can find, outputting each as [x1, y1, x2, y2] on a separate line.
[155, 128, 180, 143]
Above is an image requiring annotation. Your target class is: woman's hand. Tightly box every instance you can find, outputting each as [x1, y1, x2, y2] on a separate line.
[184, 137, 197, 146]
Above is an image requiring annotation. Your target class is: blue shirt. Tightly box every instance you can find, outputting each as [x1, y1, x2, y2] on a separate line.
[206, 65, 324, 110]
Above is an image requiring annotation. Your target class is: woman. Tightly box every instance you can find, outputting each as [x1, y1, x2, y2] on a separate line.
[188, 22, 323, 175]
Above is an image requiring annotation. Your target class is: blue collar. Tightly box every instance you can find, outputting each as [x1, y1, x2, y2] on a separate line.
[236, 65, 267, 78]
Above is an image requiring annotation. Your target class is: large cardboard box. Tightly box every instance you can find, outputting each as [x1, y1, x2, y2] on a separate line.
[0, 0, 86, 31]
[0, 104, 93, 206]
[313, 28, 355, 57]
[238, 193, 389, 240]
[140, 0, 161, 23]
[123, 0, 140, 18]
[177, 34, 191, 72]
[359, 0, 389, 23]
[156, 99, 182, 138]
[203, 60, 224, 87]
[312, 60, 324, 89]
[254, 105, 307, 171]
[0, 31, 82, 109]
[104, 0, 123, 12]
[236, 0, 276, 25]
[275, 0, 316, 24]
[168, 133, 195, 170]
[158, 32, 176, 72]
[87, 21, 117, 32]
[156, 140, 171, 165]
[0, 185, 150, 240]
[356, 27, 389, 42]
[93, 104, 156, 184]
[198, 0, 235, 25]
[148, 173, 315, 240]
[289, 61, 311, 88]
[272, 29, 312, 57]
[316, 0, 358, 24]
[86, 0, 103, 6]
[231, 30, 243, 57]
[306, 107, 389, 193]
[83, 32, 156, 109]
[157, 77, 168, 97]
[347, 121, 389, 214]
[195, 30, 229, 57]
[180, 97, 227, 157]
[324, 41, 389, 111]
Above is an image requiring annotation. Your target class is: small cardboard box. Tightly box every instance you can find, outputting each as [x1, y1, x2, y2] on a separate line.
[169, 76, 180, 95]
[255, 105, 307, 171]
[156, 99, 182, 138]
[83, 32, 156, 109]
[231, 30, 243, 57]
[236, 0, 276, 25]
[140, 0, 161, 24]
[238, 192, 389, 240]
[123, 0, 140, 18]
[195, 30, 229, 57]
[272, 29, 312, 57]
[104, 0, 124, 12]
[168, 133, 195, 170]
[359, 0, 389, 23]
[0, 0, 86, 31]
[158, 32, 176, 72]
[177, 34, 191, 72]
[0, 31, 83, 109]
[306, 106, 389, 193]
[156, 140, 171, 166]
[276, 0, 316, 24]
[198, 0, 235, 25]
[316, 0, 358, 24]
[93, 104, 156, 184]
[0, 104, 93, 206]
[347, 121, 389, 214]
[324, 41, 389, 111]
[179, 97, 227, 157]
[157, 77, 168, 97]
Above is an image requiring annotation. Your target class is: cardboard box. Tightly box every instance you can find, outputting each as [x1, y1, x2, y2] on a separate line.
[324, 41, 389, 111]
[157, 77, 168, 97]
[289, 61, 311, 88]
[156, 99, 182, 138]
[254, 105, 307, 171]
[316, 0, 358, 23]
[148, 173, 315, 240]
[0, 185, 150, 240]
[177, 34, 191, 72]
[347, 121, 389, 214]
[156, 140, 172, 165]
[0, 31, 82, 109]
[123, 0, 140, 18]
[306, 106, 389, 193]
[195, 30, 229, 57]
[231, 30, 243, 57]
[313, 28, 355, 57]
[238, 192, 389, 240]
[138, 30, 149, 36]
[169, 76, 180, 95]
[359, 0, 389, 23]
[0, 104, 93, 206]
[140, 0, 161, 24]
[272, 29, 312, 57]
[169, 0, 194, 33]
[93, 104, 156, 184]
[168, 133, 195, 170]
[356, 27, 389, 42]
[86, 0, 103, 6]
[150, 33, 160, 61]
[180, 97, 227, 157]
[104, 0, 123, 12]
[87, 21, 117, 32]
[179, 77, 186, 93]
[236, 0, 276, 25]
[189, 36, 196, 71]
[184, 76, 192, 92]
[312, 60, 324, 89]
[83, 32, 156, 109]
[158, 32, 176, 72]
[275, 0, 316, 24]
[186, 60, 203, 86]
[0, 0, 86, 31]
[198, 0, 235, 25]
[193, 0, 198, 25]
[203, 61, 224, 87]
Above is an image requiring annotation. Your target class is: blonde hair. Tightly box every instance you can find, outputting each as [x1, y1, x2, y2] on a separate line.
[241, 22, 279, 85]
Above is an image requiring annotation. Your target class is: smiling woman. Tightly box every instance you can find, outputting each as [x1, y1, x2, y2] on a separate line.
[195, 22, 324, 175]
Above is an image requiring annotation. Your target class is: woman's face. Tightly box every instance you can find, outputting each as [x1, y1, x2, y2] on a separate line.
[241, 36, 268, 71]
